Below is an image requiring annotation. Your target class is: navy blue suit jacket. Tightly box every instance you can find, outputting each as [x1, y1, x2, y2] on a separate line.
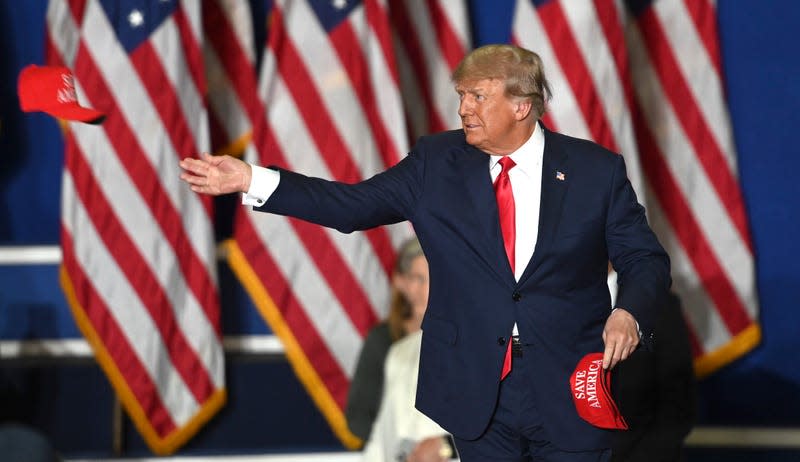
[258, 125, 671, 451]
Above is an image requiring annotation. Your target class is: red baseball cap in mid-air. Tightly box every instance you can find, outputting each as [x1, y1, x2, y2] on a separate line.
[18, 64, 105, 124]
[570, 352, 629, 430]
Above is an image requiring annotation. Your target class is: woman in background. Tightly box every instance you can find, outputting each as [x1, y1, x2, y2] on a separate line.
[345, 236, 429, 442]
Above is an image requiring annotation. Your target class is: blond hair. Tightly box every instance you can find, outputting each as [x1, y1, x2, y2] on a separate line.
[452, 44, 552, 118]
[387, 237, 425, 341]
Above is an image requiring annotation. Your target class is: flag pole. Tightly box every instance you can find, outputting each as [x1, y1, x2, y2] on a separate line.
[112, 394, 125, 456]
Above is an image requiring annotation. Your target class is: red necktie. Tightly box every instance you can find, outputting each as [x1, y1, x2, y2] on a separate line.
[494, 156, 516, 380]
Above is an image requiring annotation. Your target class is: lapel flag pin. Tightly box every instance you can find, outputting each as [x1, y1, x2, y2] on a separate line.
[556, 171, 566, 181]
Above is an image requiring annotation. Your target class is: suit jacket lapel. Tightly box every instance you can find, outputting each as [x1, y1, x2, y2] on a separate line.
[456, 143, 512, 284]
[519, 127, 570, 285]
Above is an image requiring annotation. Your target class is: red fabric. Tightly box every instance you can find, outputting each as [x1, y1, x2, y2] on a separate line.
[570, 353, 628, 430]
[494, 157, 517, 273]
[495, 156, 516, 380]
[501, 338, 513, 380]
[17, 64, 105, 124]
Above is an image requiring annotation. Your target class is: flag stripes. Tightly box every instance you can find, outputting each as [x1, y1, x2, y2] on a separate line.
[429, 1, 470, 70]
[635, 5, 751, 244]
[202, 0, 258, 157]
[389, 0, 469, 141]
[537, 2, 619, 152]
[513, 0, 647, 202]
[513, 1, 594, 145]
[232, 216, 356, 394]
[48, 0, 224, 454]
[627, 0, 759, 341]
[512, 0, 759, 376]
[59, 179, 182, 435]
[227, 0, 444, 446]
[681, 0, 722, 73]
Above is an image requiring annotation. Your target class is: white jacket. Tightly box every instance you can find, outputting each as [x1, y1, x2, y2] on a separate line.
[362, 331, 450, 461]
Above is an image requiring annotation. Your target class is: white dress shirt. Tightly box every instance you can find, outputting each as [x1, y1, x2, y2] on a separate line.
[489, 122, 545, 282]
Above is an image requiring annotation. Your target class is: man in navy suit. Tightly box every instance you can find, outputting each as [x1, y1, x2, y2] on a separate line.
[180, 44, 670, 461]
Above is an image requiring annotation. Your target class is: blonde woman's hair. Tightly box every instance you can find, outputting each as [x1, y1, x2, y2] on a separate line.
[387, 237, 425, 341]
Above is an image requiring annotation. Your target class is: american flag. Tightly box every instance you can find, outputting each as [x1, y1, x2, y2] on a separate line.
[47, 0, 225, 454]
[513, 0, 759, 375]
[203, 0, 260, 157]
[225, 0, 468, 447]
[388, 0, 470, 141]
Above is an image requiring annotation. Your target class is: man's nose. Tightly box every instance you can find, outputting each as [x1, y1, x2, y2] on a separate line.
[458, 98, 472, 116]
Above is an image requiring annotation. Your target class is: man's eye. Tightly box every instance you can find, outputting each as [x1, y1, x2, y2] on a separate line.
[476, 94, 485, 101]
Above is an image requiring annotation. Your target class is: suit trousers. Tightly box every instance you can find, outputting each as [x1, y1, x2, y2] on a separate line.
[452, 344, 612, 462]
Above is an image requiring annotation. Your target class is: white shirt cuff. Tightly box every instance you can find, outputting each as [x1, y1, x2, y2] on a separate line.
[241, 164, 280, 206]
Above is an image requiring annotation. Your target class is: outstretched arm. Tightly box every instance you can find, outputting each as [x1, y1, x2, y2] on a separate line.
[179, 153, 252, 196]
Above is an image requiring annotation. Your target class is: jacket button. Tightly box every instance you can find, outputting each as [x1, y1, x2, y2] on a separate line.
[497, 337, 506, 346]
[512, 292, 521, 301]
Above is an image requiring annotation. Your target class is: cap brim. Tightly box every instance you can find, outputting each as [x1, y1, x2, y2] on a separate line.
[598, 369, 628, 429]
[45, 103, 106, 125]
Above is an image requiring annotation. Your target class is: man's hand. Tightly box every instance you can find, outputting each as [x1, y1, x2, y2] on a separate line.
[179, 153, 251, 196]
[407, 436, 448, 462]
[602, 308, 639, 370]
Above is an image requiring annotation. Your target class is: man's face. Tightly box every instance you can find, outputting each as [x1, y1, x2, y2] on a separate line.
[456, 78, 521, 155]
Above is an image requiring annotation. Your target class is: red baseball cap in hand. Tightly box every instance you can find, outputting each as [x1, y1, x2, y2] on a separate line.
[570, 353, 628, 430]
[18, 64, 105, 124]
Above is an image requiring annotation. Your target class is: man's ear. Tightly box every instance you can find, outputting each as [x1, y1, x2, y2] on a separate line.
[515, 99, 533, 121]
